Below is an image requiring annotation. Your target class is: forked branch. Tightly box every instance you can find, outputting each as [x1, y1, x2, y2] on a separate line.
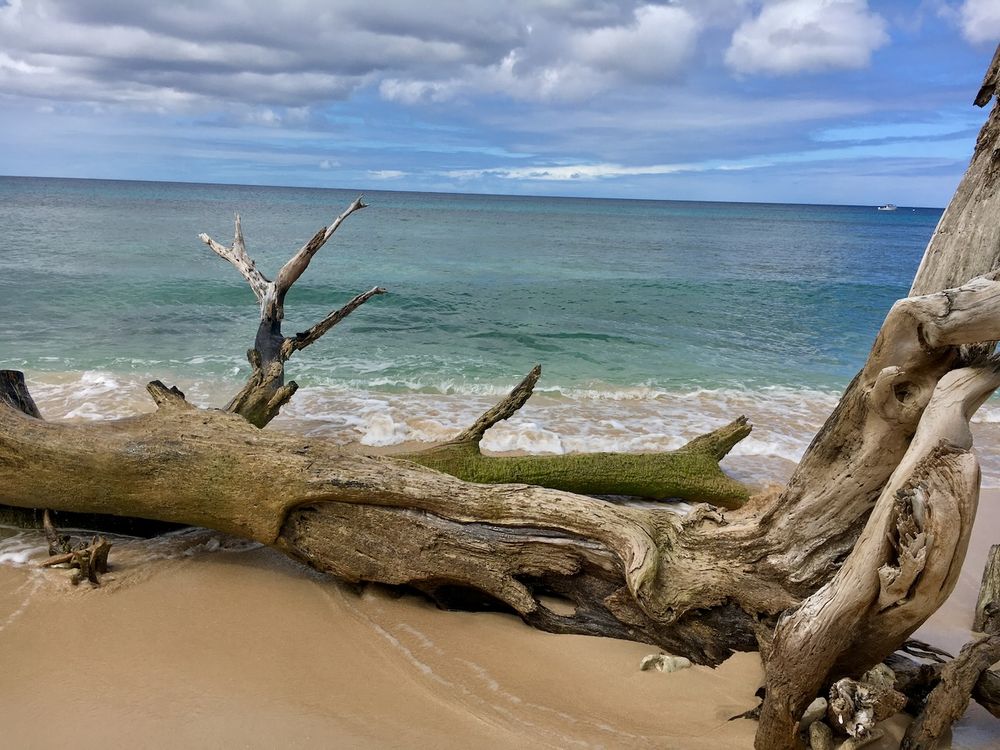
[197, 197, 381, 427]
[198, 214, 270, 304]
[405, 365, 753, 507]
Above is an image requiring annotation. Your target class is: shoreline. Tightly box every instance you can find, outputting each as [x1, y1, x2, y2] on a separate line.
[2, 490, 998, 748]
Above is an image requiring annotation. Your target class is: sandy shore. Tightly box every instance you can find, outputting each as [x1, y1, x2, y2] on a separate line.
[1, 491, 998, 749]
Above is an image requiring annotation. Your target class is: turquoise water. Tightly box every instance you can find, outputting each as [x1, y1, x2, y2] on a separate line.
[8, 175, 993, 483]
[0, 175, 938, 390]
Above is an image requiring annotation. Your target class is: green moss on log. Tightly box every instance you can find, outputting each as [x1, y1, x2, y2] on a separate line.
[404, 416, 752, 509]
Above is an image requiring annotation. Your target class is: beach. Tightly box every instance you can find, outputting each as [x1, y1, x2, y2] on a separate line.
[0, 480, 997, 750]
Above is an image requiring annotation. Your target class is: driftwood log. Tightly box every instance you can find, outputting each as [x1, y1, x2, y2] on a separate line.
[1, 42, 999, 750]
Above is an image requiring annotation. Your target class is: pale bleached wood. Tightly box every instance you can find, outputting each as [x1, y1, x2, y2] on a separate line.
[198, 214, 270, 305]
[910, 47, 1000, 297]
[273, 196, 367, 306]
[974, 543, 1000, 633]
[756, 364, 997, 750]
[198, 198, 380, 427]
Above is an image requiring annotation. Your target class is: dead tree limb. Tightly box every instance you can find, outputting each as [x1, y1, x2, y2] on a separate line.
[404, 366, 753, 507]
[757, 364, 995, 749]
[199, 197, 382, 427]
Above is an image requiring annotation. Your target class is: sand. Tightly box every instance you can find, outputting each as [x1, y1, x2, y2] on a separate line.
[1, 491, 998, 749]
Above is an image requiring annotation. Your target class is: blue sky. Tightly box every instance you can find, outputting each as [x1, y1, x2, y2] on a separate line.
[0, 1, 997, 207]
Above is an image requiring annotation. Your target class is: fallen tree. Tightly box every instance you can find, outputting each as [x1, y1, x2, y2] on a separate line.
[2, 43, 999, 750]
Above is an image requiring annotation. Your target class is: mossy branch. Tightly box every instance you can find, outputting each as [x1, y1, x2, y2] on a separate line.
[403, 366, 752, 508]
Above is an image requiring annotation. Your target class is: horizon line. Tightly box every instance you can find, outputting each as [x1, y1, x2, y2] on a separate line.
[0, 172, 947, 212]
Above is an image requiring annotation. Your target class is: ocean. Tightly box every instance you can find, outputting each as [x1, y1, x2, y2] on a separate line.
[4, 174, 998, 486]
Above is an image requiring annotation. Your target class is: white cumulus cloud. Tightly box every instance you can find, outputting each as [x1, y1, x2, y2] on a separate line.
[725, 0, 889, 76]
[959, 0, 1000, 44]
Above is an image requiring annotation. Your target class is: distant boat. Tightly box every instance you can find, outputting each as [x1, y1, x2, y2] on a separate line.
[877, 204, 897, 211]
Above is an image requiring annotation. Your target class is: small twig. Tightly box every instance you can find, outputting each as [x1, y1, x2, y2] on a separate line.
[37, 516, 112, 587]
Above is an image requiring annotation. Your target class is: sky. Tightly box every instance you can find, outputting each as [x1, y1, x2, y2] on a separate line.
[0, 1, 998, 207]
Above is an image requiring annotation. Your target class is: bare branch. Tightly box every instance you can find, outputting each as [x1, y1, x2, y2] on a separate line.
[199, 213, 271, 303]
[451, 365, 542, 445]
[679, 415, 752, 461]
[280, 286, 385, 359]
[274, 196, 367, 296]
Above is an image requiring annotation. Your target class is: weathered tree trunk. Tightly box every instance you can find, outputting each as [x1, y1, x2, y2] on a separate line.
[753, 46, 1000, 748]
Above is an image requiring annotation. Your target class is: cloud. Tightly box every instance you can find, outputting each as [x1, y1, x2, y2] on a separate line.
[380, 3, 703, 103]
[568, 5, 700, 82]
[725, 0, 889, 75]
[958, 0, 1000, 44]
[0, 1, 712, 111]
[444, 159, 760, 181]
[369, 169, 406, 179]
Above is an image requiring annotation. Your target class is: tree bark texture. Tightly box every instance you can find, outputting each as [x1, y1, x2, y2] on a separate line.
[754, 47, 1000, 748]
[974, 543, 1000, 633]
[902, 636, 1000, 750]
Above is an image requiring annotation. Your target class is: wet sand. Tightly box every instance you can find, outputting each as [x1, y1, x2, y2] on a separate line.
[1, 492, 998, 749]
